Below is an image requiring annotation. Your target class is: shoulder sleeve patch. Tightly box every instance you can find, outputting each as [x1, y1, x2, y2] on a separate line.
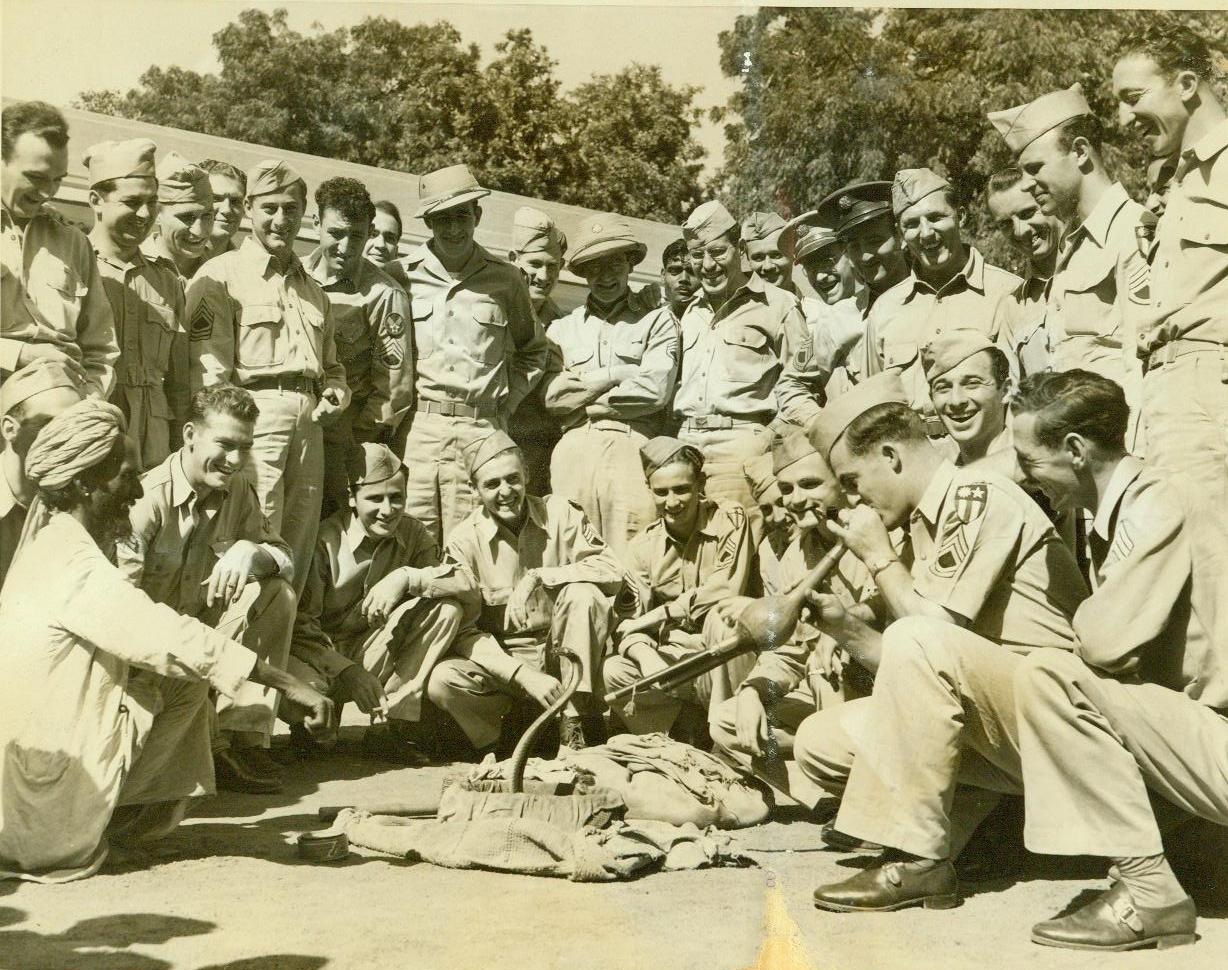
[953, 484, 988, 525]
[189, 301, 214, 342]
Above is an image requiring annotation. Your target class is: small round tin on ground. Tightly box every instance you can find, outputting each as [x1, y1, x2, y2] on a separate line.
[297, 830, 349, 863]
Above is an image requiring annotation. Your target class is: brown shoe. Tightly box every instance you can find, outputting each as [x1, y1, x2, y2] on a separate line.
[236, 745, 285, 781]
[813, 856, 960, 912]
[820, 820, 883, 853]
[214, 748, 283, 794]
[1031, 883, 1196, 951]
[361, 725, 431, 766]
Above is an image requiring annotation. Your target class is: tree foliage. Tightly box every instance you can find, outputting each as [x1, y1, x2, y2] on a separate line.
[75, 8, 704, 222]
[712, 8, 1228, 268]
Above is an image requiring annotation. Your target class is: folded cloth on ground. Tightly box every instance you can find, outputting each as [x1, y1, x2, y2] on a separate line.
[336, 808, 753, 881]
[438, 779, 626, 830]
[466, 733, 770, 829]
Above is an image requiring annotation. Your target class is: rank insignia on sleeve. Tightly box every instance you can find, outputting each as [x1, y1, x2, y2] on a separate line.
[953, 484, 988, 524]
[189, 302, 214, 342]
[1106, 522, 1135, 565]
[931, 523, 970, 578]
[793, 333, 814, 369]
[377, 331, 404, 368]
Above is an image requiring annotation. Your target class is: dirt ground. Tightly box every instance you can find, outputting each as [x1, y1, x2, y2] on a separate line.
[3, 729, 1225, 970]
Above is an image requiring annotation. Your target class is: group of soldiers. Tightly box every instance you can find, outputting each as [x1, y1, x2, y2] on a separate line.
[1, 16, 1226, 954]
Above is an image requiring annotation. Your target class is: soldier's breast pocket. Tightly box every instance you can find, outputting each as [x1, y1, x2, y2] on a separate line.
[1058, 256, 1117, 338]
[30, 258, 87, 329]
[468, 297, 509, 364]
[720, 325, 771, 379]
[882, 339, 919, 374]
[142, 295, 180, 366]
[237, 304, 286, 367]
[411, 297, 437, 360]
[613, 329, 648, 366]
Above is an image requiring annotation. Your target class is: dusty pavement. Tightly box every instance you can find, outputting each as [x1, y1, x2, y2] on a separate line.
[3, 731, 1225, 970]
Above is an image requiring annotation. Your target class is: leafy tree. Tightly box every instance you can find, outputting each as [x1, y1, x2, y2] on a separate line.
[712, 7, 1228, 268]
[75, 8, 705, 222]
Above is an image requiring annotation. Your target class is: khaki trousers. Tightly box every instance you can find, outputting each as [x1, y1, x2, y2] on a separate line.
[794, 617, 1024, 859]
[321, 396, 379, 520]
[427, 582, 613, 748]
[246, 388, 324, 598]
[287, 596, 464, 731]
[677, 423, 772, 535]
[603, 610, 756, 736]
[399, 410, 495, 546]
[710, 667, 868, 804]
[1015, 648, 1228, 858]
[550, 424, 656, 564]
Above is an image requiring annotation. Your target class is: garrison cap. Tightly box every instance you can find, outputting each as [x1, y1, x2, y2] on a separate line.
[465, 430, 520, 478]
[921, 330, 1004, 383]
[348, 442, 406, 489]
[771, 430, 817, 475]
[807, 372, 909, 459]
[82, 138, 157, 187]
[740, 211, 788, 243]
[415, 164, 490, 219]
[640, 436, 702, 479]
[511, 206, 566, 256]
[0, 359, 84, 414]
[742, 453, 780, 504]
[156, 151, 212, 205]
[683, 200, 738, 247]
[567, 213, 647, 272]
[245, 159, 306, 199]
[892, 168, 952, 218]
[817, 181, 893, 239]
[987, 83, 1090, 156]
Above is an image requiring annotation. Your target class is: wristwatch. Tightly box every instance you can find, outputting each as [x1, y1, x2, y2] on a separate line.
[865, 553, 900, 579]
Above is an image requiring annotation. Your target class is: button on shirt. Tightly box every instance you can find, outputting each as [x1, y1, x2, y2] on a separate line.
[443, 494, 625, 641]
[1047, 182, 1150, 392]
[1, 205, 119, 396]
[1142, 118, 1228, 354]
[185, 237, 349, 403]
[404, 242, 547, 419]
[291, 511, 469, 680]
[870, 247, 1022, 411]
[903, 460, 1086, 652]
[619, 500, 753, 642]
[117, 451, 292, 616]
[1074, 456, 1226, 709]
[543, 288, 679, 434]
[674, 275, 806, 423]
[305, 249, 412, 433]
[92, 246, 190, 444]
[993, 273, 1053, 382]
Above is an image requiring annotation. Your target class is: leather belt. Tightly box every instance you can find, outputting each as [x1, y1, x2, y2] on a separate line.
[680, 415, 763, 431]
[416, 400, 489, 419]
[1145, 338, 1228, 374]
[246, 374, 318, 396]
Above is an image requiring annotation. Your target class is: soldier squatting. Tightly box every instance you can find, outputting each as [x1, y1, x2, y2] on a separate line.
[2, 17, 1227, 954]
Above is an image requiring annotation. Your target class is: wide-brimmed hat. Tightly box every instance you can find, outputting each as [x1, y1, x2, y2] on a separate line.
[567, 213, 646, 271]
[415, 164, 490, 219]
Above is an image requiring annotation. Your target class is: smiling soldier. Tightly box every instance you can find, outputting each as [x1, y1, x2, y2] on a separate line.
[85, 139, 189, 470]
[186, 159, 350, 597]
[922, 330, 1016, 476]
[989, 84, 1151, 450]
[142, 150, 216, 287]
[198, 159, 247, 262]
[305, 177, 412, 518]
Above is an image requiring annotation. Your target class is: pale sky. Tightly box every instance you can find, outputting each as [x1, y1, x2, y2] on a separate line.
[1, 0, 747, 173]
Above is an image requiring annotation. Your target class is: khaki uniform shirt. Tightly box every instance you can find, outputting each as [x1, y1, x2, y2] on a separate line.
[0, 515, 256, 881]
[442, 494, 625, 681]
[742, 528, 874, 697]
[903, 460, 1085, 652]
[870, 248, 1022, 413]
[674, 275, 806, 424]
[291, 511, 467, 680]
[1074, 456, 1226, 709]
[92, 245, 190, 448]
[1048, 183, 1150, 395]
[619, 500, 752, 645]
[778, 292, 868, 420]
[117, 451, 292, 616]
[0, 471, 26, 591]
[1142, 118, 1228, 356]
[508, 297, 566, 444]
[993, 273, 1053, 383]
[1, 205, 118, 396]
[305, 250, 412, 433]
[543, 288, 678, 435]
[403, 242, 547, 420]
[184, 237, 349, 403]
